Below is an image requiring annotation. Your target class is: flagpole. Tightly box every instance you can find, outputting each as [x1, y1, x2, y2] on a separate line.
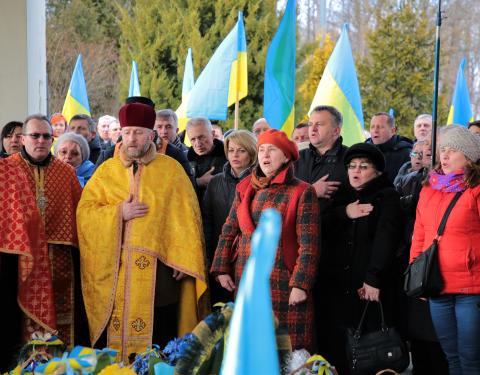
[431, 0, 442, 167]
[234, 53, 240, 131]
[234, 95, 239, 130]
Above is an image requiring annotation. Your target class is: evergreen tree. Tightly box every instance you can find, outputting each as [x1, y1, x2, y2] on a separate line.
[358, 3, 448, 138]
[117, 0, 277, 130]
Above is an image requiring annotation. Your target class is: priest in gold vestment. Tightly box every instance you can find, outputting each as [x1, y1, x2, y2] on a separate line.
[77, 102, 208, 361]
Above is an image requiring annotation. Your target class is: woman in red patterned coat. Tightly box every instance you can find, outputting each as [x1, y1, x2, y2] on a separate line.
[211, 129, 320, 350]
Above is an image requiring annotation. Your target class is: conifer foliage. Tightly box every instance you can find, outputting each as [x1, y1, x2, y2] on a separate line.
[358, 3, 448, 136]
[117, 0, 277, 130]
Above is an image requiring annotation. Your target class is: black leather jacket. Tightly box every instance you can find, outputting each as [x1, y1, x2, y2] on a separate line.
[366, 135, 413, 183]
[187, 138, 227, 201]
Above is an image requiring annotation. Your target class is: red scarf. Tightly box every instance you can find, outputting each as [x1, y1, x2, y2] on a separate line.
[236, 164, 309, 272]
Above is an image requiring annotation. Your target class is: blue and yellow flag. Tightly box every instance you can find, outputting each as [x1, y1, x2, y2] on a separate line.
[182, 48, 195, 101]
[263, 0, 296, 136]
[129, 60, 141, 97]
[309, 24, 364, 146]
[177, 48, 195, 135]
[62, 55, 90, 123]
[186, 12, 247, 120]
[221, 209, 281, 375]
[447, 58, 473, 126]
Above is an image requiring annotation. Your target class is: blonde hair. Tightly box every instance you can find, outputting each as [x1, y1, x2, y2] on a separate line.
[224, 130, 257, 164]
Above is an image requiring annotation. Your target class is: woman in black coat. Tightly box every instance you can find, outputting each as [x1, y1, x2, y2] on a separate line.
[202, 130, 257, 304]
[318, 143, 404, 374]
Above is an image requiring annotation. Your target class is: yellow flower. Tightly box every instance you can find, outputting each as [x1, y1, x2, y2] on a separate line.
[97, 364, 136, 375]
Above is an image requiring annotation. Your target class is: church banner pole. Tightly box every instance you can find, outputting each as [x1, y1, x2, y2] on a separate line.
[431, 0, 442, 167]
[234, 98, 240, 130]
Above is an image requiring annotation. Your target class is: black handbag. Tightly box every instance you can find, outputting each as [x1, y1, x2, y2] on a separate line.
[404, 191, 462, 298]
[346, 301, 409, 375]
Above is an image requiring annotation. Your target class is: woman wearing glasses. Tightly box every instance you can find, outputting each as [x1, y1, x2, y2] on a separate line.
[54, 132, 95, 188]
[394, 140, 425, 187]
[319, 142, 403, 374]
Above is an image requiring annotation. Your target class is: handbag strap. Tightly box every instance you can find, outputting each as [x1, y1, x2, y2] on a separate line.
[436, 192, 463, 237]
[354, 300, 386, 337]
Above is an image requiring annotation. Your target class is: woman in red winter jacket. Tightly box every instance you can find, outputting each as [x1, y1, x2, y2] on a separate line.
[410, 125, 480, 375]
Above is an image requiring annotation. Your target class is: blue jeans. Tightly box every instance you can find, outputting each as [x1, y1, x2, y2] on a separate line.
[429, 294, 480, 375]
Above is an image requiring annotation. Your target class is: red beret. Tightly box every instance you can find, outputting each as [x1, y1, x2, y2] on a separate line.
[119, 103, 156, 129]
[50, 113, 66, 124]
[257, 129, 299, 161]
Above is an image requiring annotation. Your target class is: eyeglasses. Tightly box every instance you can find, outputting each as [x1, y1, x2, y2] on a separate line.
[410, 151, 423, 159]
[24, 133, 53, 140]
[347, 163, 372, 171]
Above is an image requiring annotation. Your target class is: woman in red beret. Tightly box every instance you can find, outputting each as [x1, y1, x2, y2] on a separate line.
[211, 129, 320, 350]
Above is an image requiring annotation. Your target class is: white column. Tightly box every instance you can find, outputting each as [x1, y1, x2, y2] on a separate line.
[0, 0, 46, 127]
[27, 0, 47, 116]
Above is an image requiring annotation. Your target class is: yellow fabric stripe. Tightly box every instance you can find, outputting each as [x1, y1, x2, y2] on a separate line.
[447, 106, 454, 125]
[227, 51, 248, 107]
[62, 89, 90, 123]
[280, 106, 295, 139]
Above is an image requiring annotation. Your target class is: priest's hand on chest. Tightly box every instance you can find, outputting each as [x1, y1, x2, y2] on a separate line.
[122, 194, 149, 221]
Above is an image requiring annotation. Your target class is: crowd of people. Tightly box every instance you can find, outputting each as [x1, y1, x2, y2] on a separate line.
[1, 97, 480, 375]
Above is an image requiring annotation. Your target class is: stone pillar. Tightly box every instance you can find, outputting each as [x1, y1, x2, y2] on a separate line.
[0, 0, 46, 127]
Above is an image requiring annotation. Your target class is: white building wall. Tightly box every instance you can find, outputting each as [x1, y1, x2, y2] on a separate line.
[0, 0, 46, 127]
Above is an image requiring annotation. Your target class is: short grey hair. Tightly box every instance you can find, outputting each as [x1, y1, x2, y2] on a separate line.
[156, 109, 178, 128]
[69, 114, 96, 133]
[98, 115, 118, 127]
[253, 117, 269, 128]
[54, 132, 90, 162]
[186, 117, 212, 132]
[310, 105, 343, 128]
[23, 114, 52, 134]
[414, 114, 432, 124]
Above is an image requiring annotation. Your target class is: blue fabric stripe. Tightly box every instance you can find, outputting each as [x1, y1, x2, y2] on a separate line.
[450, 58, 472, 126]
[69, 55, 90, 113]
[263, 0, 296, 130]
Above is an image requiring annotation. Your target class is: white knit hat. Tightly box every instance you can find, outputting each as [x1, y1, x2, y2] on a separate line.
[54, 132, 90, 162]
[440, 125, 480, 162]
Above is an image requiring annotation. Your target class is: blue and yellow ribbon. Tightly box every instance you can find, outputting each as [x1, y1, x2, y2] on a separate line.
[34, 346, 97, 375]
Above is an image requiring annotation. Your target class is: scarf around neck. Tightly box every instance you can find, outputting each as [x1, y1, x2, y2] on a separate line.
[429, 169, 466, 192]
[250, 163, 289, 191]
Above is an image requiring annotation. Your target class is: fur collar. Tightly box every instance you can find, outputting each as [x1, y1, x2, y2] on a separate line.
[119, 141, 157, 167]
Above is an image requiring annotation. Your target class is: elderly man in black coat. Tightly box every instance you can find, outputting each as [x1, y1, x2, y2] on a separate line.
[186, 117, 227, 202]
[366, 112, 412, 183]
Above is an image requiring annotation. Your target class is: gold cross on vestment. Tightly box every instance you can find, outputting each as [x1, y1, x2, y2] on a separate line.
[131, 318, 146, 332]
[135, 255, 150, 270]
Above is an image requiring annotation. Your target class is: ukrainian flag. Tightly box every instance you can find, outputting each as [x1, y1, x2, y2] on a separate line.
[221, 209, 281, 375]
[128, 60, 141, 97]
[177, 48, 195, 134]
[309, 24, 364, 146]
[263, 0, 296, 137]
[62, 55, 90, 123]
[447, 58, 473, 126]
[186, 12, 247, 120]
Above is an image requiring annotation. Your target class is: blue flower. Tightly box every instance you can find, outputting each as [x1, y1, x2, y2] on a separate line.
[163, 334, 196, 365]
[132, 346, 161, 375]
